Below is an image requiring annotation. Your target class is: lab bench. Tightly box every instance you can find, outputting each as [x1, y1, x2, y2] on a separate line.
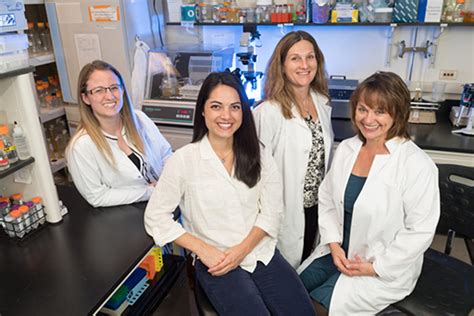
[332, 100, 474, 166]
[0, 185, 189, 316]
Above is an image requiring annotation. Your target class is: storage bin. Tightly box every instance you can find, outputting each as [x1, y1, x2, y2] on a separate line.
[374, 7, 394, 22]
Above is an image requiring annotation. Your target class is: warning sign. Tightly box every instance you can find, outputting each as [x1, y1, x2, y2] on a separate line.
[88, 5, 120, 22]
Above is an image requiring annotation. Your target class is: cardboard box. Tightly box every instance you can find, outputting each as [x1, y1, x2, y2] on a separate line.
[393, 0, 420, 22]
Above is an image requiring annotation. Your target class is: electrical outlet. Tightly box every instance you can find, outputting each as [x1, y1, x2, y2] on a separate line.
[439, 70, 458, 80]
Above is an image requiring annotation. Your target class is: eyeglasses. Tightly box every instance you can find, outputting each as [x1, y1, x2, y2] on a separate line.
[85, 84, 123, 96]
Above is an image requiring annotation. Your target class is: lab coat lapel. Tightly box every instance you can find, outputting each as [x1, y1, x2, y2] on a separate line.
[199, 135, 234, 184]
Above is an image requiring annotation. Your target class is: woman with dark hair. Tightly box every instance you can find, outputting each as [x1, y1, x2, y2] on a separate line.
[145, 72, 314, 315]
[253, 31, 334, 268]
[298, 71, 440, 314]
[66, 60, 172, 207]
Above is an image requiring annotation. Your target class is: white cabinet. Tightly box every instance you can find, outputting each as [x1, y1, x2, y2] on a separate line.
[0, 68, 62, 223]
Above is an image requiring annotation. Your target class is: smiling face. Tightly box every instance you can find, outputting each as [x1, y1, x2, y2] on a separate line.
[354, 99, 394, 145]
[203, 84, 243, 144]
[81, 69, 124, 123]
[283, 40, 317, 90]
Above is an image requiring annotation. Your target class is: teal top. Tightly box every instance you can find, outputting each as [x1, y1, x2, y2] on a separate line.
[341, 174, 367, 253]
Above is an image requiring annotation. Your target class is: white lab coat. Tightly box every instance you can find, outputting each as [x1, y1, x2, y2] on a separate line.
[253, 90, 334, 268]
[297, 136, 440, 315]
[67, 111, 172, 207]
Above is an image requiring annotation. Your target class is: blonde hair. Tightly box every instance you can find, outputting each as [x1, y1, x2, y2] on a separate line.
[68, 60, 144, 165]
[264, 31, 329, 119]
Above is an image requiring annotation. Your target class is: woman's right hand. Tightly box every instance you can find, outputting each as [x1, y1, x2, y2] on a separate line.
[196, 242, 227, 270]
[329, 242, 352, 276]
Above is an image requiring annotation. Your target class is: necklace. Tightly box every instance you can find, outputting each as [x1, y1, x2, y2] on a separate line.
[216, 149, 233, 164]
[301, 95, 312, 120]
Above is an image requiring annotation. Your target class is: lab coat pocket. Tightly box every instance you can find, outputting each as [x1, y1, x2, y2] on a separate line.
[188, 182, 229, 230]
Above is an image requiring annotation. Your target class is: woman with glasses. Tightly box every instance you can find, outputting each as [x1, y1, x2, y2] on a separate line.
[66, 60, 172, 207]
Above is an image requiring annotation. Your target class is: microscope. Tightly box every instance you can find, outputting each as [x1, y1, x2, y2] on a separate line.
[234, 26, 264, 104]
[452, 83, 474, 136]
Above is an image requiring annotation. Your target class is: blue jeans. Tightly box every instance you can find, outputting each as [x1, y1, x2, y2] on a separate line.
[195, 250, 315, 316]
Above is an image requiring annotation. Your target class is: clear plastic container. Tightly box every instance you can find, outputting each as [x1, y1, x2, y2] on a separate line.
[374, 7, 393, 22]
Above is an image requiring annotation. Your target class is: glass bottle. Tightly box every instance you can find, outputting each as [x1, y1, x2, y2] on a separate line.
[453, 0, 465, 21]
[11, 193, 24, 206]
[37, 22, 50, 52]
[0, 141, 9, 171]
[442, 0, 458, 21]
[10, 209, 25, 238]
[0, 125, 18, 164]
[26, 22, 39, 55]
[31, 197, 46, 225]
[19, 205, 32, 233]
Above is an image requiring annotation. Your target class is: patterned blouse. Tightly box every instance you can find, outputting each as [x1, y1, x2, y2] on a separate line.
[303, 116, 325, 208]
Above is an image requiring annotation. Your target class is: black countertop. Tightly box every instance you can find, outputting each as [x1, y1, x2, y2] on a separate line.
[331, 101, 474, 154]
[0, 186, 165, 315]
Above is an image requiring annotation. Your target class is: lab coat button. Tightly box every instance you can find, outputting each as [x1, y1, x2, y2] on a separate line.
[299, 236, 303, 240]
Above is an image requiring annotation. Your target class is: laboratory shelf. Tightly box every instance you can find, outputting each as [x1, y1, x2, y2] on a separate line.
[167, 22, 474, 27]
[29, 52, 55, 67]
[24, 0, 45, 4]
[39, 105, 66, 123]
[0, 157, 35, 180]
[0, 67, 35, 81]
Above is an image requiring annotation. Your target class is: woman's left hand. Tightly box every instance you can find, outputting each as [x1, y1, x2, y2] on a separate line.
[207, 243, 250, 276]
[346, 255, 377, 277]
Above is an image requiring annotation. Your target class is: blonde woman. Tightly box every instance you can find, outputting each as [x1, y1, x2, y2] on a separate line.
[66, 60, 172, 207]
[253, 31, 334, 268]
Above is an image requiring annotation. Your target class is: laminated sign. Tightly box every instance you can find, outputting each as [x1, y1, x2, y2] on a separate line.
[88, 5, 120, 22]
[0, 13, 16, 27]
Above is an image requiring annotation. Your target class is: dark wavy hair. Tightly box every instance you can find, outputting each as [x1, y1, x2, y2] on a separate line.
[349, 71, 410, 143]
[192, 72, 261, 188]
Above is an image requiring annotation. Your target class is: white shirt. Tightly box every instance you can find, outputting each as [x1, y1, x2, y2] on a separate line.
[298, 136, 440, 314]
[144, 135, 284, 273]
[67, 111, 172, 207]
[253, 90, 334, 267]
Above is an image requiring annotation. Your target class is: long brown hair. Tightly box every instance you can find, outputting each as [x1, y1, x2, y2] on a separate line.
[264, 31, 329, 119]
[68, 60, 144, 165]
[349, 71, 410, 143]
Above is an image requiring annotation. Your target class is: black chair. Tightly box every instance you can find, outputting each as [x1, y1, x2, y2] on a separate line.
[194, 277, 219, 316]
[393, 164, 474, 316]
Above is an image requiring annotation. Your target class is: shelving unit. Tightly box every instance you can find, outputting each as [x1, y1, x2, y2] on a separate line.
[0, 158, 35, 180]
[167, 22, 474, 26]
[29, 51, 55, 67]
[39, 105, 65, 123]
[24, 3, 69, 174]
[0, 67, 62, 223]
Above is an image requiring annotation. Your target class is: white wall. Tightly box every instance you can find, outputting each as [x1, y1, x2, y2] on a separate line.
[164, 24, 473, 97]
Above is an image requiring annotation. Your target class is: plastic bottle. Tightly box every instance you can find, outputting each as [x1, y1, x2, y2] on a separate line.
[0, 125, 18, 164]
[13, 122, 32, 160]
[0, 141, 10, 171]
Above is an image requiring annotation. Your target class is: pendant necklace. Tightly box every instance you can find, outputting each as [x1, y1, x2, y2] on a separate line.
[303, 95, 312, 120]
[217, 149, 233, 164]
